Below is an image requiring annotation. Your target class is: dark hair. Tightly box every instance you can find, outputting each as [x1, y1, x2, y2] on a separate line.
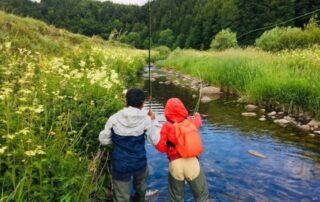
[126, 88, 146, 108]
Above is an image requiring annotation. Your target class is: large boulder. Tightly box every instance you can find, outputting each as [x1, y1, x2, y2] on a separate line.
[200, 86, 221, 95]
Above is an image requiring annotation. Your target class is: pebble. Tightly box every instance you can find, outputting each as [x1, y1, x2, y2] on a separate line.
[200, 86, 221, 95]
[309, 133, 315, 137]
[248, 150, 267, 158]
[260, 109, 266, 113]
[274, 119, 291, 125]
[241, 112, 257, 117]
[268, 111, 277, 116]
[201, 96, 212, 103]
[314, 131, 320, 135]
[192, 94, 197, 98]
[245, 104, 258, 111]
[259, 117, 266, 121]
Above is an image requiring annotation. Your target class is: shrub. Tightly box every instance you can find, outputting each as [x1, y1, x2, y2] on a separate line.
[256, 18, 320, 51]
[210, 28, 238, 50]
[153, 45, 171, 60]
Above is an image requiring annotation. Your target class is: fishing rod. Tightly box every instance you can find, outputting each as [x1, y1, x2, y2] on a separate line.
[148, 0, 152, 109]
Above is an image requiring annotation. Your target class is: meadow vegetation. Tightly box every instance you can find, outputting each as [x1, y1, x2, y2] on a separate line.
[0, 11, 148, 201]
[160, 48, 320, 118]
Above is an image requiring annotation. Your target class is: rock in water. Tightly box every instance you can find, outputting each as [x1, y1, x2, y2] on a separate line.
[200, 86, 221, 95]
[145, 189, 159, 199]
[248, 150, 267, 158]
[201, 96, 212, 103]
[274, 119, 291, 127]
[268, 111, 277, 116]
[241, 112, 257, 117]
[298, 125, 311, 132]
[259, 117, 266, 121]
[245, 104, 258, 111]
[307, 119, 320, 129]
[314, 131, 320, 135]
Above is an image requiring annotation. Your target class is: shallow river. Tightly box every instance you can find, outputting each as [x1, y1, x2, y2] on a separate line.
[142, 67, 320, 202]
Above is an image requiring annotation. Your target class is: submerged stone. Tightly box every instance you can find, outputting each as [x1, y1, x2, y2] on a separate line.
[241, 112, 257, 117]
[201, 96, 212, 103]
[248, 150, 267, 158]
[268, 111, 277, 116]
[245, 104, 258, 111]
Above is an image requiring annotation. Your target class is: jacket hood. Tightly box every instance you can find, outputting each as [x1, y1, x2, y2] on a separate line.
[117, 107, 147, 128]
[164, 98, 188, 123]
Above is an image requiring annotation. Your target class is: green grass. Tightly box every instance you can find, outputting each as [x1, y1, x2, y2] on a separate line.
[0, 11, 148, 201]
[159, 48, 320, 118]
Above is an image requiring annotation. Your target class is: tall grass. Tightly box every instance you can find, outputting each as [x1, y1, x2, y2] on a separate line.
[159, 48, 320, 118]
[0, 11, 147, 201]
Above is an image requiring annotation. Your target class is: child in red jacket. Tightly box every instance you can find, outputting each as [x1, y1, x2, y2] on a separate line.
[156, 98, 209, 202]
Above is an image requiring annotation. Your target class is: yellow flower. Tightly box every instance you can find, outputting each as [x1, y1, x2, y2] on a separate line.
[25, 150, 36, 157]
[79, 60, 86, 67]
[5, 134, 15, 140]
[35, 105, 44, 114]
[0, 146, 8, 154]
[4, 42, 11, 49]
[36, 150, 46, 155]
[16, 128, 30, 135]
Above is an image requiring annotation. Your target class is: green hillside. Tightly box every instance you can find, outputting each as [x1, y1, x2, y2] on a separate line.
[0, 11, 147, 201]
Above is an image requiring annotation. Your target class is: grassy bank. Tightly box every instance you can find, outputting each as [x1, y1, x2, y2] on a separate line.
[159, 48, 320, 118]
[0, 11, 147, 201]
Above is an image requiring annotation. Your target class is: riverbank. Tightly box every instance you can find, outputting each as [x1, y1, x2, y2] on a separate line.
[156, 48, 320, 134]
[0, 11, 148, 201]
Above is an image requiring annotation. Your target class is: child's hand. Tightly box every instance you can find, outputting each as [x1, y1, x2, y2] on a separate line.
[148, 109, 156, 120]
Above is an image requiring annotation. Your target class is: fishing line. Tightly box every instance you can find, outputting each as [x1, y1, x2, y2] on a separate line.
[238, 8, 320, 39]
[193, 71, 203, 114]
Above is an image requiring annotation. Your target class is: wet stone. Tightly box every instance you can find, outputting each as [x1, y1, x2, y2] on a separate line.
[245, 104, 258, 111]
[259, 117, 266, 121]
[201, 96, 212, 103]
[241, 112, 257, 117]
[268, 111, 277, 116]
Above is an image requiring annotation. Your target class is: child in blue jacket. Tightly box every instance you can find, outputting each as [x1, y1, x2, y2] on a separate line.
[99, 88, 160, 202]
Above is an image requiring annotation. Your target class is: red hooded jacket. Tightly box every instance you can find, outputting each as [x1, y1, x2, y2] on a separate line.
[156, 98, 202, 161]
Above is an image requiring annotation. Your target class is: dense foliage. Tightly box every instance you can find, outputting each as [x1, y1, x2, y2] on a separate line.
[0, 11, 147, 201]
[0, 0, 320, 49]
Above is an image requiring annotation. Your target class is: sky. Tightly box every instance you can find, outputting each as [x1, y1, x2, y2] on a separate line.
[29, 0, 149, 6]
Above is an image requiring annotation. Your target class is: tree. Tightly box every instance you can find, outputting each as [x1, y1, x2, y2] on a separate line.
[158, 29, 174, 48]
[210, 28, 238, 50]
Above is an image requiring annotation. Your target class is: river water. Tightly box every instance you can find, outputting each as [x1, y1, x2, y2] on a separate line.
[142, 67, 320, 202]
